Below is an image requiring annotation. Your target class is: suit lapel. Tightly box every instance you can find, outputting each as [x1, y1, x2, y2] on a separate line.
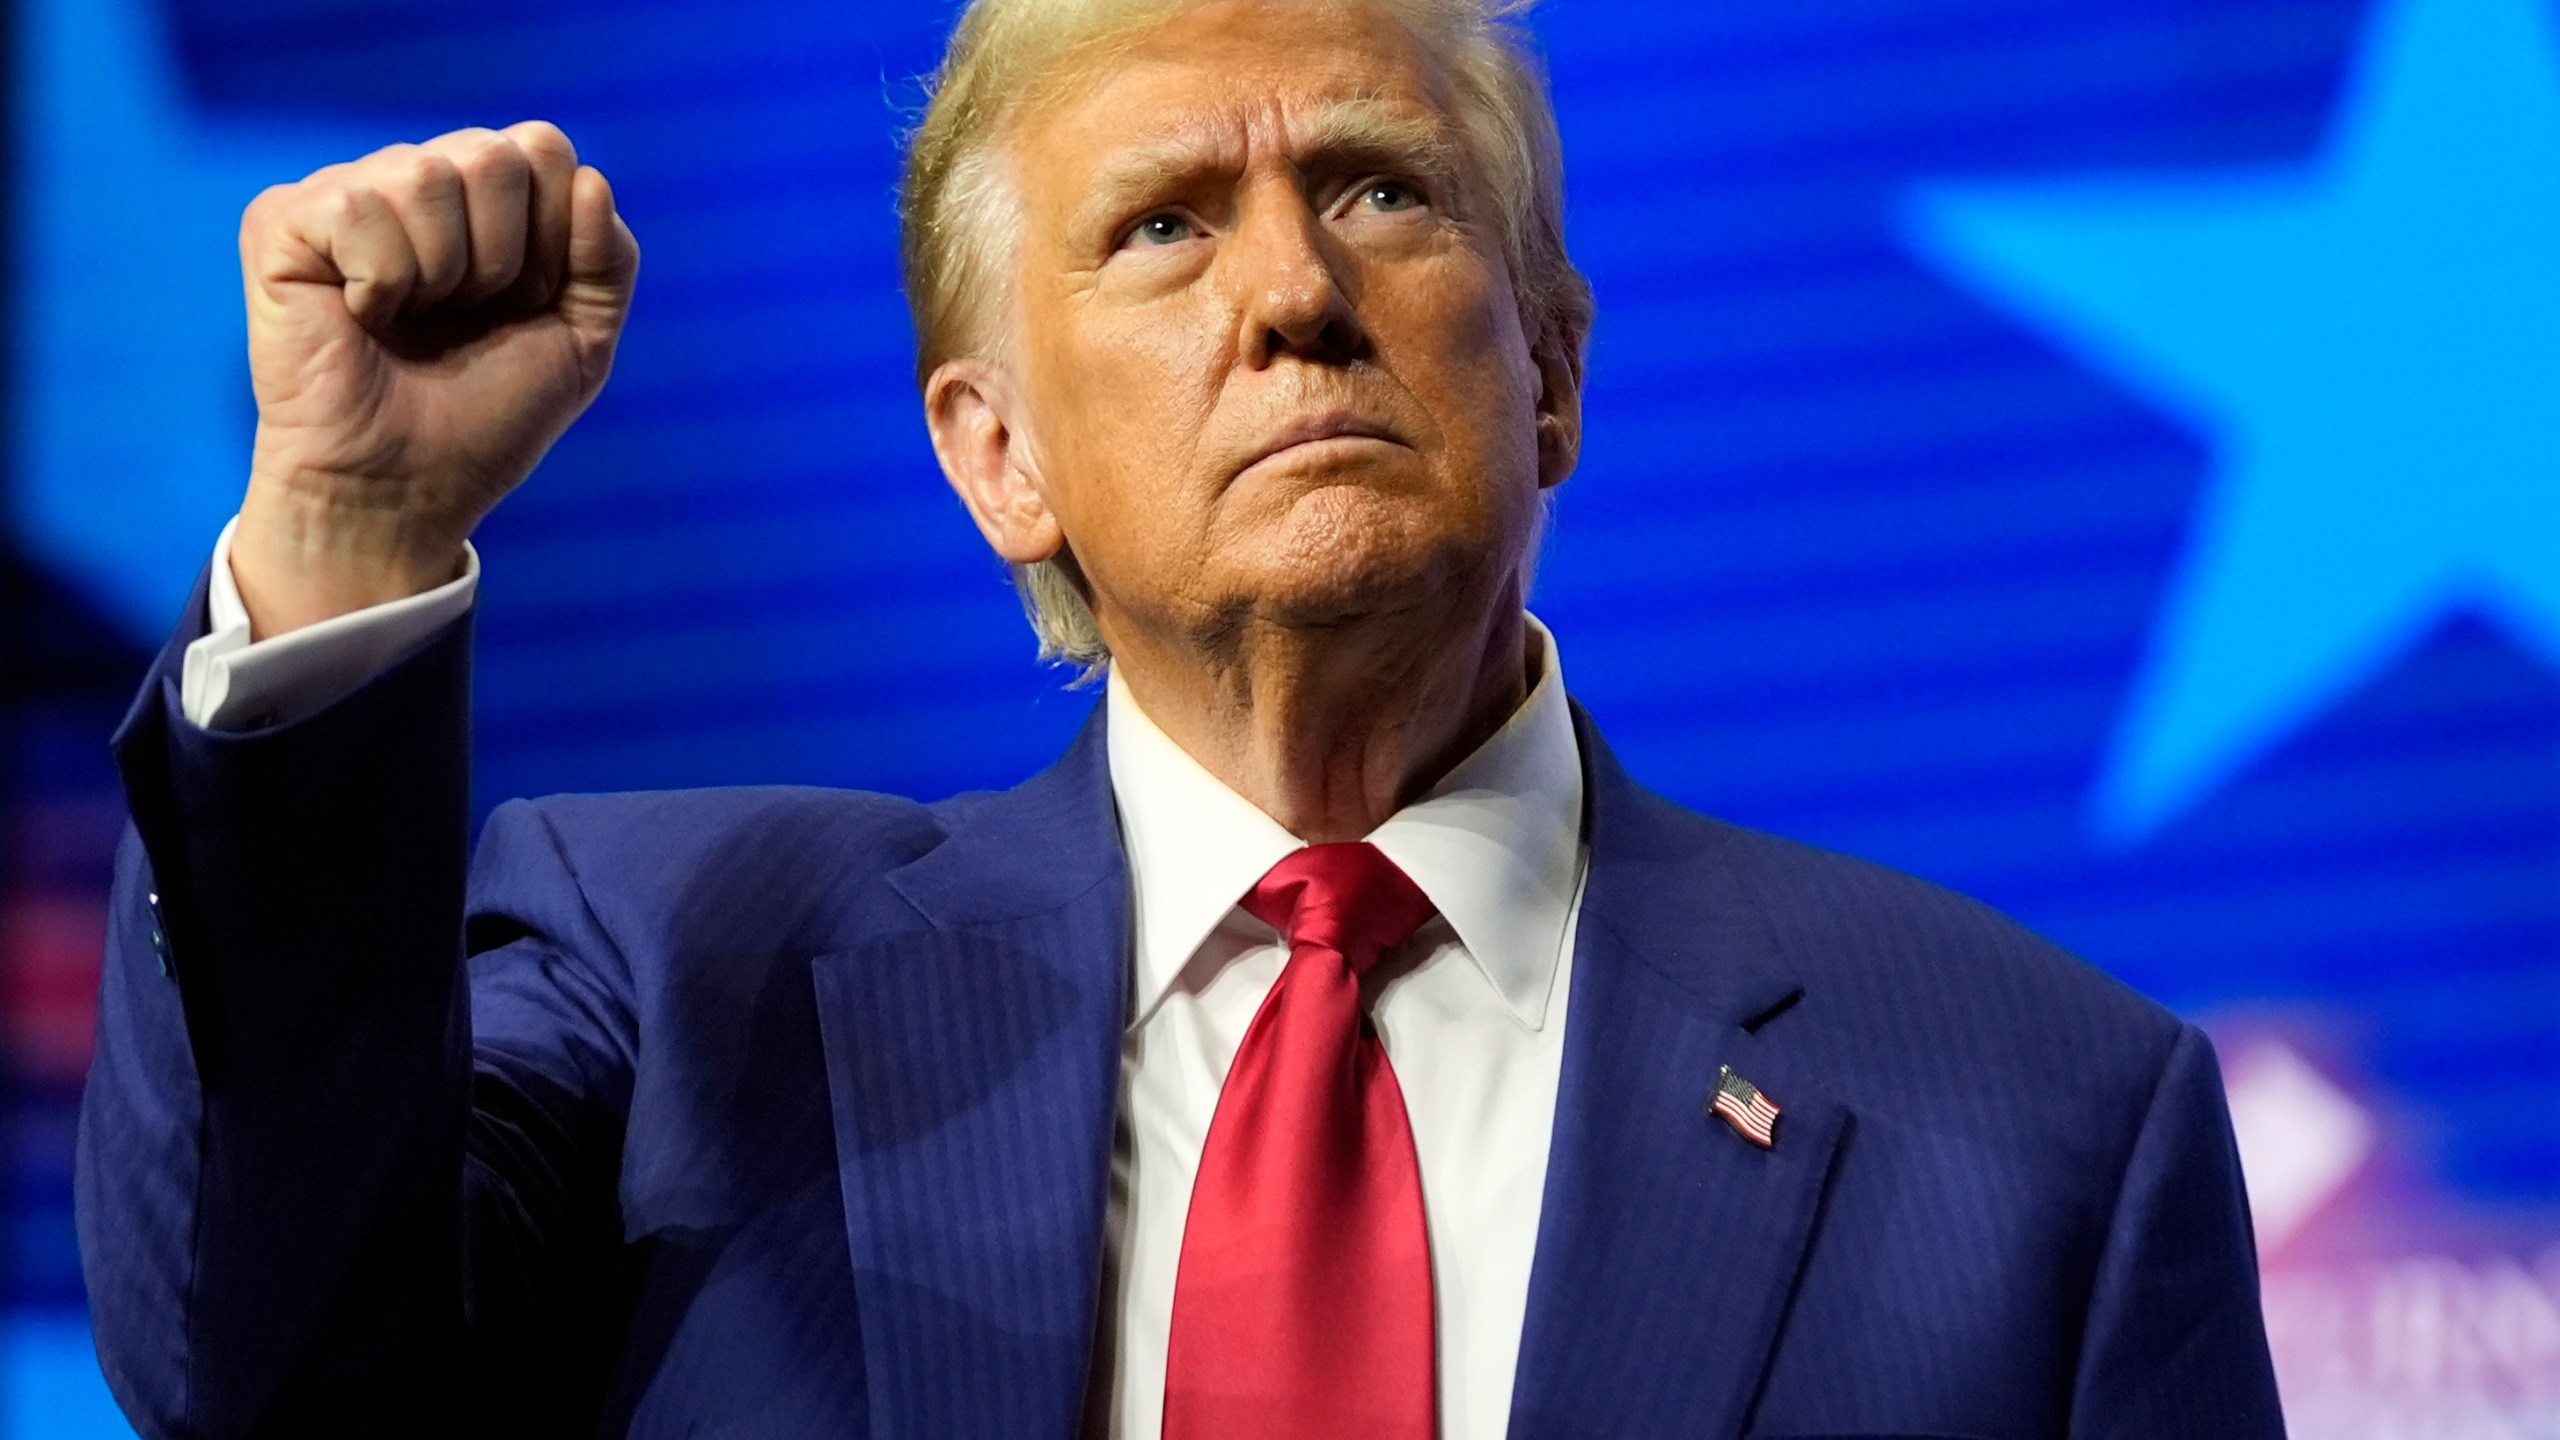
[811, 715, 1130, 1440]
[1508, 715, 1851, 1440]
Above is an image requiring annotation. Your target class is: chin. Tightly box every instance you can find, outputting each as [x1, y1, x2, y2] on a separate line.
[1237, 483, 1501, 631]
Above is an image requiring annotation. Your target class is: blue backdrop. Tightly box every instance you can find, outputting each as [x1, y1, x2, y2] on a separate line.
[5, 0, 2555, 1431]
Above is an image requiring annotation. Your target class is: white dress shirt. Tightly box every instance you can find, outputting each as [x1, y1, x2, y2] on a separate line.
[1096, 629, 1585, 1440]
[181, 528, 1589, 1440]
[181, 517, 479, 731]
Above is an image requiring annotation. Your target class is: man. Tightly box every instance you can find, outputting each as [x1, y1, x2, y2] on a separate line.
[77, 0, 2285, 1435]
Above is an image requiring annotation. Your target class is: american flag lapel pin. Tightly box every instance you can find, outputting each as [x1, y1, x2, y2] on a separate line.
[1711, 1065, 1782, 1149]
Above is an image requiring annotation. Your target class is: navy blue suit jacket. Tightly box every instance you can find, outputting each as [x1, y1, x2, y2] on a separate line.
[80, 592, 2283, 1439]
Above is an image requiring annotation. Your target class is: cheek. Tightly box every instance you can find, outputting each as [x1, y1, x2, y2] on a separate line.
[1059, 284, 1228, 440]
[1027, 298, 1231, 560]
[1384, 255, 1544, 469]
[1456, 268, 1542, 402]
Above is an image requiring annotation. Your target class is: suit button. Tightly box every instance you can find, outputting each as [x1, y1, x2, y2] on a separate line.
[146, 891, 171, 975]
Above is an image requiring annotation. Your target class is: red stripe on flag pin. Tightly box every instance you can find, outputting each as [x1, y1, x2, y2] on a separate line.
[1711, 1065, 1782, 1148]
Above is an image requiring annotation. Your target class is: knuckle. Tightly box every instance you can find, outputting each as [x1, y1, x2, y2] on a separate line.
[309, 183, 370, 230]
[507, 119, 578, 169]
[340, 182, 387, 223]
[451, 129, 528, 185]
[431, 123, 503, 152]
[392, 147, 461, 199]
[241, 183, 294, 234]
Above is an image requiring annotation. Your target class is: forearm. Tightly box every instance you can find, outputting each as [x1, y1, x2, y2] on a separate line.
[81, 588, 477, 1438]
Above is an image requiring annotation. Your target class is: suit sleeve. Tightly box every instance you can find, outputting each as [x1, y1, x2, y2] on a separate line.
[185, 516, 482, 731]
[2068, 1023, 2287, 1438]
[77, 576, 638, 1439]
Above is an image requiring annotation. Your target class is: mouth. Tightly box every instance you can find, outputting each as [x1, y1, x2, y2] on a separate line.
[1238, 412, 1405, 476]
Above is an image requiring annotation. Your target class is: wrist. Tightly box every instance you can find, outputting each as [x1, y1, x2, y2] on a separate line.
[232, 480, 471, 639]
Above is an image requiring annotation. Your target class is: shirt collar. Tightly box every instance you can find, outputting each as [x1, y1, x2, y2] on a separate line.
[1104, 615, 1585, 1033]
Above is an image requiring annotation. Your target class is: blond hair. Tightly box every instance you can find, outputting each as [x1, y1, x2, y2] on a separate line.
[901, 0, 1592, 670]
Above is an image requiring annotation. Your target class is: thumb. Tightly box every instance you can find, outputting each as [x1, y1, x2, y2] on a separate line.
[560, 164, 640, 353]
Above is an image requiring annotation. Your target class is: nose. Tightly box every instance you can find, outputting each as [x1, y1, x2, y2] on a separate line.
[1227, 181, 1370, 368]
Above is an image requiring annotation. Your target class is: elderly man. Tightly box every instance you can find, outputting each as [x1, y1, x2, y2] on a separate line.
[78, 0, 2284, 1436]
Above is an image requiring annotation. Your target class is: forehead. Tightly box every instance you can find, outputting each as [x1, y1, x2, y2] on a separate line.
[1009, 0, 1458, 191]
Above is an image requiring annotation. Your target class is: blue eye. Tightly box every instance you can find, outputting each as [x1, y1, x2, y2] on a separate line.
[1128, 212, 1196, 247]
[1358, 180, 1422, 213]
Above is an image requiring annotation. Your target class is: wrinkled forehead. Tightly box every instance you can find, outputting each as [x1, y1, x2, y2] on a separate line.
[1004, 0, 1464, 223]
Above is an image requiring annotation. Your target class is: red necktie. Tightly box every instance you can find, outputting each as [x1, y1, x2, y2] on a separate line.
[1161, 842, 1439, 1440]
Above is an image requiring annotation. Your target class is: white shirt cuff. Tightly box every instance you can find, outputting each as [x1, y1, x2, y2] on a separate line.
[179, 517, 480, 732]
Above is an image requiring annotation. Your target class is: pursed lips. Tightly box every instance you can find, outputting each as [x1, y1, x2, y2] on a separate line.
[1238, 412, 1404, 476]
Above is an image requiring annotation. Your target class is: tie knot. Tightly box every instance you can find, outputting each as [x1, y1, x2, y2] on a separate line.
[1242, 842, 1437, 975]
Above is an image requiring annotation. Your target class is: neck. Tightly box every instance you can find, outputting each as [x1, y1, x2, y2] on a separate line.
[1106, 592, 1534, 844]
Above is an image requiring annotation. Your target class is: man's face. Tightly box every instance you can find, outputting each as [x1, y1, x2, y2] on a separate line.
[989, 0, 1571, 651]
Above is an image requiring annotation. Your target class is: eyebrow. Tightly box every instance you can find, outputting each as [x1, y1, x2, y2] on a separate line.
[1298, 99, 1457, 180]
[1072, 98, 1459, 237]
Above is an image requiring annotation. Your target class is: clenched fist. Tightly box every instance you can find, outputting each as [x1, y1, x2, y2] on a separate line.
[232, 121, 639, 636]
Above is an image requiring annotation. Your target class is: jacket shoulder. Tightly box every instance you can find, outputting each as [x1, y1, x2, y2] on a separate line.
[1583, 763, 2197, 1137]
[1710, 815, 2183, 1060]
[1634, 810, 2208, 1219]
[469, 785, 946, 959]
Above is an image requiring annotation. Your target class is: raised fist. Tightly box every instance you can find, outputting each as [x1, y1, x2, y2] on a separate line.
[232, 121, 640, 636]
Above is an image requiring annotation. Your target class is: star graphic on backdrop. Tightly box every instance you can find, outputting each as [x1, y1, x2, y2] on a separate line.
[12, 0, 374, 640]
[1901, 0, 2560, 845]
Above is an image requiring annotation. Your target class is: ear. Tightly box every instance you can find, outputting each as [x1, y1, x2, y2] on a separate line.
[1531, 325, 1585, 492]
[926, 357, 1066, 565]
